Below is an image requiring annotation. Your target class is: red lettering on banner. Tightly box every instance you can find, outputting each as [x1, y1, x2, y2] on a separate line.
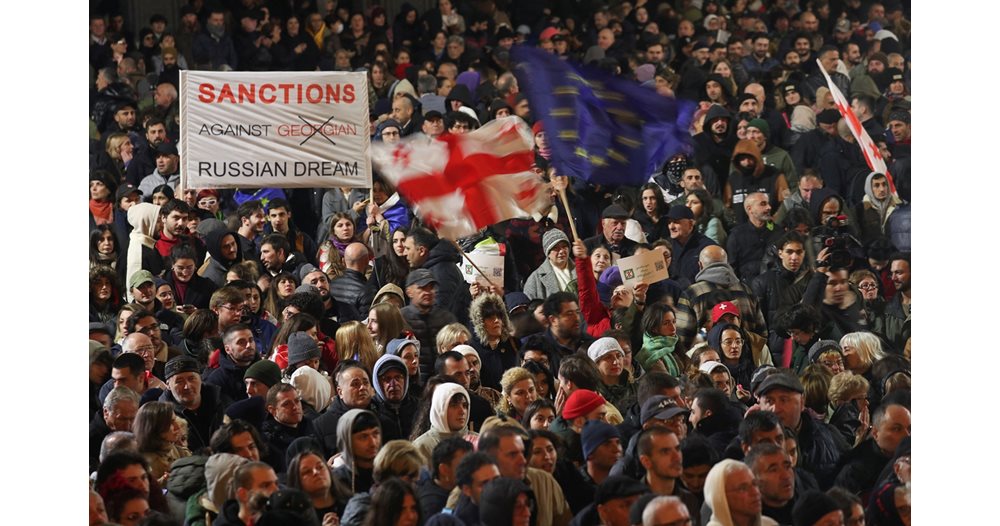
[217, 84, 236, 103]
[195, 82, 361, 104]
[260, 84, 276, 103]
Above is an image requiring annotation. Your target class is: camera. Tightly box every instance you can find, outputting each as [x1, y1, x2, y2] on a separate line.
[813, 215, 862, 269]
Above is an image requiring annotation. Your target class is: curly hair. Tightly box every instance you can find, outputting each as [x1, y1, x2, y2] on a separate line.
[499, 367, 535, 415]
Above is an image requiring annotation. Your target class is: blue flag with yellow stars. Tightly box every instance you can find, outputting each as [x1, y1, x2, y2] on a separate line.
[511, 45, 694, 187]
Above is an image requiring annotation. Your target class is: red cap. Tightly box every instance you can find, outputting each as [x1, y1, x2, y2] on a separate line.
[711, 301, 740, 324]
[562, 389, 606, 420]
[532, 120, 544, 136]
[539, 27, 560, 42]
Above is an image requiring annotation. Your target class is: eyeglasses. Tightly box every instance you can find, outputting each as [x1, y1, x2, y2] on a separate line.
[199, 199, 218, 206]
[130, 345, 156, 356]
[136, 324, 161, 335]
[721, 338, 744, 347]
[173, 264, 195, 273]
[858, 282, 878, 290]
[820, 358, 844, 368]
[220, 304, 247, 312]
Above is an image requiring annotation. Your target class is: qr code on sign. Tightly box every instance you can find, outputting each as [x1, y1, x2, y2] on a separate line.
[492, 268, 503, 277]
[654, 261, 664, 271]
[623, 269, 635, 280]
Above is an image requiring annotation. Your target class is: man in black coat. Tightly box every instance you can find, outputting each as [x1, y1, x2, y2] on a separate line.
[667, 205, 719, 285]
[204, 324, 260, 403]
[260, 383, 318, 473]
[159, 356, 227, 451]
[584, 204, 638, 262]
[726, 192, 780, 281]
[90, 386, 140, 472]
[755, 373, 847, 489]
[405, 226, 473, 326]
[833, 403, 910, 500]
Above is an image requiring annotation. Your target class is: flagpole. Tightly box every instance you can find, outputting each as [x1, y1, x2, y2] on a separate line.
[447, 239, 500, 291]
[557, 187, 580, 242]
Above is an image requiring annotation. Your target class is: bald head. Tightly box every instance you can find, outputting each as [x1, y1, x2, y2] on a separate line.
[344, 242, 370, 271]
[643, 496, 689, 526]
[744, 83, 765, 106]
[699, 245, 728, 267]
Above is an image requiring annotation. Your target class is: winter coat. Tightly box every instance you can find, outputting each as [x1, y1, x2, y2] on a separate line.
[796, 411, 849, 489]
[727, 140, 786, 225]
[203, 351, 258, 403]
[401, 304, 458, 380]
[372, 354, 420, 439]
[413, 383, 478, 465]
[330, 268, 369, 315]
[726, 221, 779, 281]
[670, 230, 719, 285]
[159, 383, 227, 451]
[200, 230, 244, 287]
[470, 293, 519, 391]
[262, 415, 317, 473]
[675, 262, 769, 349]
[422, 239, 473, 325]
[524, 258, 576, 301]
[126, 203, 163, 288]
[166, 271, 218, 309]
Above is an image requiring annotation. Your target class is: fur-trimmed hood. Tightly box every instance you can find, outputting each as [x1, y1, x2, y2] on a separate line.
[469, 293, 514, 342]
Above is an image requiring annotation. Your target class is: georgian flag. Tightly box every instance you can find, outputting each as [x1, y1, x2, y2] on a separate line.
[371, 116, 550, 239]
[817, 59, 897, 194]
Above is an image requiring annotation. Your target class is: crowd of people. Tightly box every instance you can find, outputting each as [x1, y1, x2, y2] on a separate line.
[87, 1, 912, 525]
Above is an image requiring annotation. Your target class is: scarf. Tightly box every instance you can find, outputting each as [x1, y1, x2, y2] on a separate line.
[639, 332, 681, 376]
[537, 144, 551, 160]
[329, 237, 351, 255]
[90, 200, 113, 225]
[308, 25, 326, 50]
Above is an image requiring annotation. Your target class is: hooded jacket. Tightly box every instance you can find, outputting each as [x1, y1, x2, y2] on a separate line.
[413, 383, 477, 465]
[704, 459, 778, 526]
[707, 323, 758, 389]
[291, 366, 333, 415]
[332, 408, 377, 494]
[423, 239, 473, 325]
[674, 262, 769, 349]
[160, 382, 228, 452]
[126, 203, 163, 290]
[201, 230, 244, 287]
[856, 172, 901, 246]
[372, 354, 419, 439]
[728, 140, 784, 224]
[470, 293, 519, 390]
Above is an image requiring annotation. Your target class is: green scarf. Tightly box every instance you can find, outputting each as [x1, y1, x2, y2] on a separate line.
[638, 332, 681, 376]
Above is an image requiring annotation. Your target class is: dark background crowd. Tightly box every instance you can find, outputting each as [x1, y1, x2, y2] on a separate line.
[85, 1, 914, 526]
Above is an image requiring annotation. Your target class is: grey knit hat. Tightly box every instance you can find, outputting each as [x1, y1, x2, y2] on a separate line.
[287, 331, 320, 365]
[542, 229, 570, 255]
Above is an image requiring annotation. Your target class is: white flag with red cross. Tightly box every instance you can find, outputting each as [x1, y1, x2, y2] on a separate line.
[371, 116, 550, 239]
[817, 59, 897, 195]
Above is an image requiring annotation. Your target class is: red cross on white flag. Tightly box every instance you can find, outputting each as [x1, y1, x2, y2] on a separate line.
[817, 59, 897, 195]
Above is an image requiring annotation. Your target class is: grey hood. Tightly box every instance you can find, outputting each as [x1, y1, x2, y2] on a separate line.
[695, 262, 741, 287]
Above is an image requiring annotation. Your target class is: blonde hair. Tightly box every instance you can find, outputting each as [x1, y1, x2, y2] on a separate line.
[839, 332, 886, 370]
[105, 132, 131, 161]
[435, 323, 472, 354]
[499, 367, 535, 414]
[828, 372, 870, 406]
[335, 321, 379, 372]
[373, 440, 424, 483]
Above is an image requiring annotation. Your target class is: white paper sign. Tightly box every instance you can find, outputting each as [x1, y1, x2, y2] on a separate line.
[617, 250, 669, 287]
[459, 253, 505, 286]
[180, 70, 371, 189]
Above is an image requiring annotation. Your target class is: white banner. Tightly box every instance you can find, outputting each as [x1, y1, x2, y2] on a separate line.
[459, 252, 505, 286]
[617, 249, 669, 288]
[180, 70, 371, 189]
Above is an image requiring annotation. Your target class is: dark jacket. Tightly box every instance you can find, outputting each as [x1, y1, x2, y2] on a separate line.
[583, 233, 638, 260]
[89, 411, 112, 472]
[313, 397, 401, 454]
[160, 383, 228, 452]
[726, 221, 779, 281]
[262, 415, 318, 473]
[401, 304, 458, 380]
[422, 239, 473, 326]
[202, 230, 244, 288]
[166, 272, 218, 309]
[796, 411, 848, 489]
[690, 404, 743, 460]
[203, 351, 257, 404]
[474, 336, 519, 392]
[670, 231, 719, 284]
[417, 477, 452, 518]
[330, 268, 369, 317]
[833, 438, 891, 499]
[210, 499, 245, 526]
[751, 265, 814, 360]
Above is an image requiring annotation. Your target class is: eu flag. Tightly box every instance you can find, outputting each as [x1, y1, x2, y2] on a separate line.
[511, 45, 694, 187]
